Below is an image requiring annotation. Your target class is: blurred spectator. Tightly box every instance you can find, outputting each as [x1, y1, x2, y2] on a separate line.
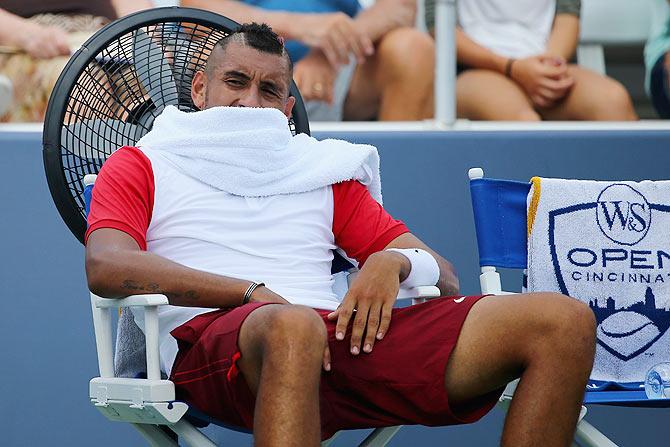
[0, 74, 10, 116]
[426, 0, 638, 121]
[0, 0, 152, 122]
[645, 0, 670, 119]
[182, 0, 435, 121]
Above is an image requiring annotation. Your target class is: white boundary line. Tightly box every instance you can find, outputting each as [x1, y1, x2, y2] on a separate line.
[0, 123, 43, 133]
[2, 120, 670, 135]
[311, 120, 670, 132]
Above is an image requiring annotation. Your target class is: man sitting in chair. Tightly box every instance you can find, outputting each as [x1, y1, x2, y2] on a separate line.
[85, 23, 597, 447]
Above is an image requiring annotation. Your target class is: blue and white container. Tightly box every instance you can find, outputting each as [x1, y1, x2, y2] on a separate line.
[645, 362, 670, 399]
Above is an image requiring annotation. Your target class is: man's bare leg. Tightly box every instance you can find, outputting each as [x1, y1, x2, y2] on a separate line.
[444, 293, 596, 447]
[237, 304, 327, 447]
[344, 27, 435, 121]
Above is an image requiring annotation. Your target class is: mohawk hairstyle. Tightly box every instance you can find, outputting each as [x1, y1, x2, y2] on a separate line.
[206, 22, 293, 76]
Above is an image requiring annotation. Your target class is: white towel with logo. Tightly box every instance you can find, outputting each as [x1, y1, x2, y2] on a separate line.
[527, 177, 670, 384]
[136, 105, 382, 202]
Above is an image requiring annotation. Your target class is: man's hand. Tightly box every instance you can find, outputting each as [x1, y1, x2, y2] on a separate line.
[294, 12, 374, 67]
[510, 55, 574, 108]
[327, 251, 408, 355]
[18, 22, 70, 59]
[293, 51, 337, 103]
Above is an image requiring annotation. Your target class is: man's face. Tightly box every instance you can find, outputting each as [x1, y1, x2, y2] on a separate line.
[191, 41, 295, 118]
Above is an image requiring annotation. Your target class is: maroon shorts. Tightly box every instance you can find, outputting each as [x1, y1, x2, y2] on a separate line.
[169, 295, 502, 440]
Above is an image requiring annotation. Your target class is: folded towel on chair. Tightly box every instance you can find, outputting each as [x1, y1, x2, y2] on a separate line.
[526, 177, 670, 385]
[114, 309, 147, 378]
[136, 105, 382, 202]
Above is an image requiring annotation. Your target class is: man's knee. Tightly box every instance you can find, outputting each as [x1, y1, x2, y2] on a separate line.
[376, 27, 435, 82]
[525, 292, 596, 357]
[262, 305, 327, 357]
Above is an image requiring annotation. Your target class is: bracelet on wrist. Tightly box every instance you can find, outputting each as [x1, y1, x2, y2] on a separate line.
[242, 281, 265, 305]
[504, 58, 516, 78]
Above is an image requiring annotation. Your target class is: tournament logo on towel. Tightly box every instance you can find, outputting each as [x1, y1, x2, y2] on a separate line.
[549, 184, 670, 363]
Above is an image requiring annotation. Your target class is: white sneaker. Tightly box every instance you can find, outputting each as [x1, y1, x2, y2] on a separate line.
[0, 75, 13, 117]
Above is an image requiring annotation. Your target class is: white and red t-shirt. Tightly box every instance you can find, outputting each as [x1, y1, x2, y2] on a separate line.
[86, 146, 408, 374]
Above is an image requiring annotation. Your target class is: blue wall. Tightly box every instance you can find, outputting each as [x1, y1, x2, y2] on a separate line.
[1, 129, 670, 446]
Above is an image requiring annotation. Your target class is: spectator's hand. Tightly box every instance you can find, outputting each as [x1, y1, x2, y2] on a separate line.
[295, 12, 374, 67]
[327, 251, 403, 355]
[387, 0, 417, 29]
[510, 55, 574, 108]
[18, 22, 70, 59]
[293, 51, 337, 104]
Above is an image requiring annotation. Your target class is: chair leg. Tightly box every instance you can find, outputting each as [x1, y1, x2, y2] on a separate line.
[170, 420, 218, 447]
[321, 431, 340, 446]
[131, 423, 179, 447]
[497, 390, 611, 447]
[358, 426, 403, 447]
[574, 419, 619, 447]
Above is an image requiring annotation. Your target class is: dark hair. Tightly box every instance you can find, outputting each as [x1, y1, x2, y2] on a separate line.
[206, 22, 293, 76]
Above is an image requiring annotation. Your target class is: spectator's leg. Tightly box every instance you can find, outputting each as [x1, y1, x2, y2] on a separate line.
[444, 293, 596, 447]
[540, 65, 638, 121]
[343, 27, 434, 121]
[237, 304, 326, 447]
[456, 69, 540, 121]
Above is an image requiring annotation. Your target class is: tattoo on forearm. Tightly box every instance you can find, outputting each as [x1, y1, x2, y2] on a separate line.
[121, 280, 142, 291]
[121, 280, 200, 302]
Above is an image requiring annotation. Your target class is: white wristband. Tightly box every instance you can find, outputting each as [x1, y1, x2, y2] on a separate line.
[385, 248, 439, 289]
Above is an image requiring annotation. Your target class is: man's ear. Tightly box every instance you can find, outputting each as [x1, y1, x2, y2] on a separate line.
[191, 70, 207, 110]
[283, 95, 296, 119]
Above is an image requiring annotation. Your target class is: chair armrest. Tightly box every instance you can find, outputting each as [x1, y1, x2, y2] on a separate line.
[88, 292, 193, 427]
[90, 292, 167, 381]
[396, 285, 441, 300]
[94, 293, 169, 308]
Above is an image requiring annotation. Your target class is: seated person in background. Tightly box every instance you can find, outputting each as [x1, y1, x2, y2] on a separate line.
[0, 0, 151, 122]
[645, 0, 670, 119]
[426, 0, 638, 121]
[0, 74, 11, 116]
[182, 0, 434, 121]
[86, 23, 597, 446]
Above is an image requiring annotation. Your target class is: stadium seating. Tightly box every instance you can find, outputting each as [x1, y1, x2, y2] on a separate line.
[578, 0, 653, 75]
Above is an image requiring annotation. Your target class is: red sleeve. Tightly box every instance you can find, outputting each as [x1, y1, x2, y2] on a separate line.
[333, 180, 409, 266]
[85, 146, 154, 250]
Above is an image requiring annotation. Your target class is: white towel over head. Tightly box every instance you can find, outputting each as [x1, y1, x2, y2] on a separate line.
[136, 105, 382, 202]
